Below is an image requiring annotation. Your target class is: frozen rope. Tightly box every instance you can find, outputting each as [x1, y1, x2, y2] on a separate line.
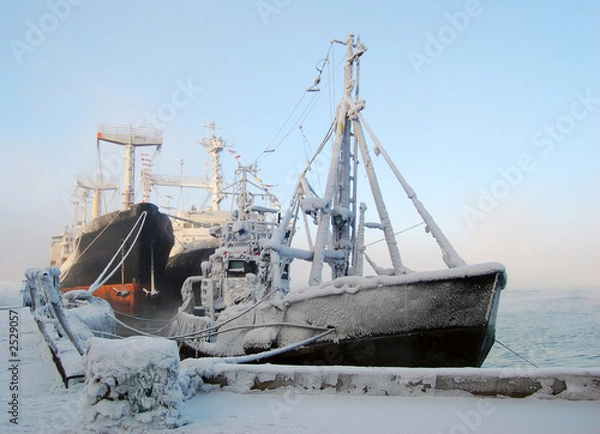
[170, 321, 330, 341]
[111, 309, 183, 335]
[60, 210, 122, 282]
[220, 329, 336, 364]
[92, 330, 124, 339]
[106, 313, 155, 337]
[171, 286, 281, 340]
[495, 339, 539, 368]
[89, 211, 147, 294]
[113, 309, 173, 322]
[364, 221, 426, 248]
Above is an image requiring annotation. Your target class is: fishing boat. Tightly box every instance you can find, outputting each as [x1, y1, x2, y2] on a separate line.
[169, 34, 506, 367]
[57, 125, 175, 315]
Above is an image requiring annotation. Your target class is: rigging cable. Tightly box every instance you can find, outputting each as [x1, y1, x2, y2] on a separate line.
[88, 211, 148, 293]
[60, 210, 124, 282]
[254, 42, 335, 164]
[495, 339, 540, 368]
[364, 221, 426, 248]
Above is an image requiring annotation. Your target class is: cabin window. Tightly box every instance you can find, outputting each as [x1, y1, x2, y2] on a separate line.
[226, 260, 258, 277]
[227, 260, 246, 277]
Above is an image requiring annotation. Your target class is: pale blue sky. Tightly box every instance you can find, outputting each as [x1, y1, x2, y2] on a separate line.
[1, 0, 598, 288]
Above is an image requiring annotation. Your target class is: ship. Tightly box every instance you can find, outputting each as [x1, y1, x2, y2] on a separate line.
[146, 122, 232, 293]
[55, 125, 175, 315]
[168, 34, 507, 368]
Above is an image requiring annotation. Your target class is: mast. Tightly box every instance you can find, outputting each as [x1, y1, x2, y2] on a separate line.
[309, 34, 364, 285]
[96, 124, 163, 210]
[74, 177, 119, 221]
[198, 121, 225, 211]
[147, 122, 226, 211]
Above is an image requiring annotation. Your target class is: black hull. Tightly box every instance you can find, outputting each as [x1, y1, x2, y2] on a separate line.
[257, 326, 493, 368]
[180, 325, 494, 368]
[163, 240, 219, 294]
[60, 203, 174, 312]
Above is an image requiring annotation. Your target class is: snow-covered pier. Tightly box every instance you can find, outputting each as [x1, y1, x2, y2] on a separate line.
[180, 359, 600, 401]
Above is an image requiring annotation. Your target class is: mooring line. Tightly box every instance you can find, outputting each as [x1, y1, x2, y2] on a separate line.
[495, 339, 539, 368]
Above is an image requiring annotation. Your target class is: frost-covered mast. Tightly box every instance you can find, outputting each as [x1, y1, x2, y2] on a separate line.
[309, 34, 364, 285]
[74, 177, 119, 223]
[198, 121, 225, 211]
[267, 33, 467, 291]
[147, 121, 225, 211]
[96, 124, 163, 210]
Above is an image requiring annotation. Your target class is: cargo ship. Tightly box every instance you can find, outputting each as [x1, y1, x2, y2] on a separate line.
[53, 125, 175, 315]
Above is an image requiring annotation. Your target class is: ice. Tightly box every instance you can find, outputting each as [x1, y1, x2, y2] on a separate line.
[285, 262, 506, 303]
[82, 336, 183, 431]
[299, 197, 330, 214]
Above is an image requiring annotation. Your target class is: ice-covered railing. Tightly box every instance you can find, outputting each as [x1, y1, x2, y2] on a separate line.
[23, 266, 116, 387]
[25, 267, 85, 355]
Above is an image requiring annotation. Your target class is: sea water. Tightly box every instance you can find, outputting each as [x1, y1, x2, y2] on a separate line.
[483, 287, 600, 368]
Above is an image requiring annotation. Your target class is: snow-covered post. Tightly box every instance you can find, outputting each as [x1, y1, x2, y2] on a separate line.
[309, 103, 347, 285]
[24, 268, 40, 308]
[24, 268, 59, 355]
[82, 336, 182, 431]
[350, 202, 367, 276]
[40, 267, 86, 355]
[352, 119, 405, 274]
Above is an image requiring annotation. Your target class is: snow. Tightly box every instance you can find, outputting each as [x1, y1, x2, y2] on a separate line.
[82, 337, 183, 431]
[63, 297, 116, 342]
[299, 197, 331, 214]
[284, 262, 506, 304]
[176, 392, 600, 434]
[1, 281, 599, 433]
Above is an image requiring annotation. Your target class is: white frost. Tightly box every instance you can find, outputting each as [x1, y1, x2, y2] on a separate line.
[82, 336, 183, 431]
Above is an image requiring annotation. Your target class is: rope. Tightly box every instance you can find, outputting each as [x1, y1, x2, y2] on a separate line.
[173, 321, 330, 341]
[364, 222, 426, 248]
[254, 42, 337, 164]
[495, 339, 539, 368]
[221, 329, 336, 364]
[89, 211, 147, 293]
[113, 309, 173, 322]
[114, 310, 183, 335]
[108, 310, 335, 365]
[60, 210, 123, 282]
[106, 286, 281, 339]
[171, 286, 281, 340]
[255, 90, 309, 162]
[109, 313, 155, 337]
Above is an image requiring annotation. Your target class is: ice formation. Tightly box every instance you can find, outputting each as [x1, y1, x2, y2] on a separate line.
[81, 336, 183, 431]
